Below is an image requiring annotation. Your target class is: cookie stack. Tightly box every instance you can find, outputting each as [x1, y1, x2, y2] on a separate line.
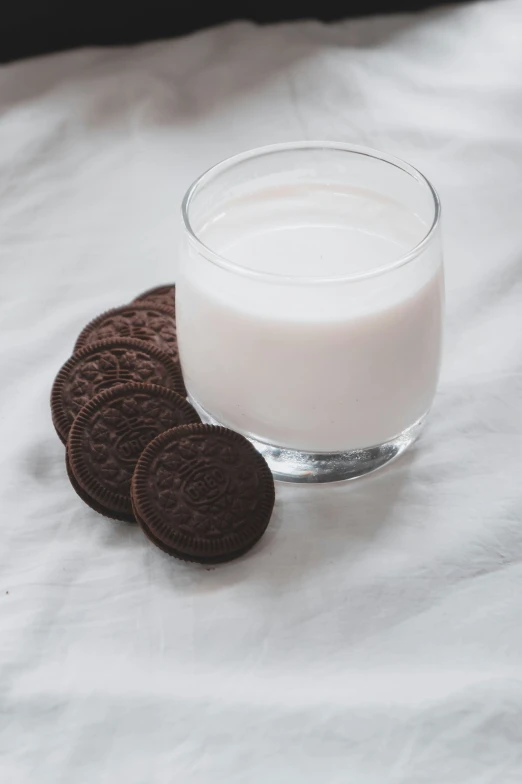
[51, 285, 275, 563]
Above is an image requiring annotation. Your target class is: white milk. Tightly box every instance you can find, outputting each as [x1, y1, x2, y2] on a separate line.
[177, 183, 443, 452]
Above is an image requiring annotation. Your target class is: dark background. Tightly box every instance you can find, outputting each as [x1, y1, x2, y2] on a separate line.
[2, 0, 458, 63]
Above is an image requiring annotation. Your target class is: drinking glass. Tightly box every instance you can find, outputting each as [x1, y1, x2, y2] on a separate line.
[178, 142, 443, 482]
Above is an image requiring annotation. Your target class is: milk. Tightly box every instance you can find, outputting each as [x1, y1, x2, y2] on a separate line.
[177, 182, 443, 453]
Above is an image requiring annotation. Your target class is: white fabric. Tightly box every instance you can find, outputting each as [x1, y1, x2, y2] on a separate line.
[1, 1, 522, 780]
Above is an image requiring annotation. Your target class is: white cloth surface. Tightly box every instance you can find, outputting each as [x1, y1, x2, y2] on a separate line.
[1, 1, 522, 781]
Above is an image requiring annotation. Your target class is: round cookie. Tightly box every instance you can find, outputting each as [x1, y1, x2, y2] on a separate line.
[67, 383, 200, 522]
[74, 304, 178, 360]
[131, 424, 275, 563]
[132, 284, 176, 311]
[51, 339, 185, 445]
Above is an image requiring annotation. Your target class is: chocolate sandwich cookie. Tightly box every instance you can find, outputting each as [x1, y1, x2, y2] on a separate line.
[131, 425, 275, 563]
[74, 304, 178, 360]
[51, 339, 185, 445]
[67, 383, 200, 522]
[132, 284, 176, 311]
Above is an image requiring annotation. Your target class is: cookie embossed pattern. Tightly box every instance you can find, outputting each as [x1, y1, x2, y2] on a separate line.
[132, 425, 275, 563]
[75, 303, 179, 360]
[51, 338, 184, 444]
[66, 382, 201, 522]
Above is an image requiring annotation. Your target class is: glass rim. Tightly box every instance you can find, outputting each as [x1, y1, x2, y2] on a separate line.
[181, 141, 441, 284]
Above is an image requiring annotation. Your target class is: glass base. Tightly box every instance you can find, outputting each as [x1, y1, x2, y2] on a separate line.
[189, 398, 428, 483]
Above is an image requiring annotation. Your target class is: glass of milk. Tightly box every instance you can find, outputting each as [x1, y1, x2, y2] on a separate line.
[178, 142, 443, 482]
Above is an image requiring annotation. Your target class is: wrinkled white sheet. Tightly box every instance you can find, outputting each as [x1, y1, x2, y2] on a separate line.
[1, 1, 522, 781]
